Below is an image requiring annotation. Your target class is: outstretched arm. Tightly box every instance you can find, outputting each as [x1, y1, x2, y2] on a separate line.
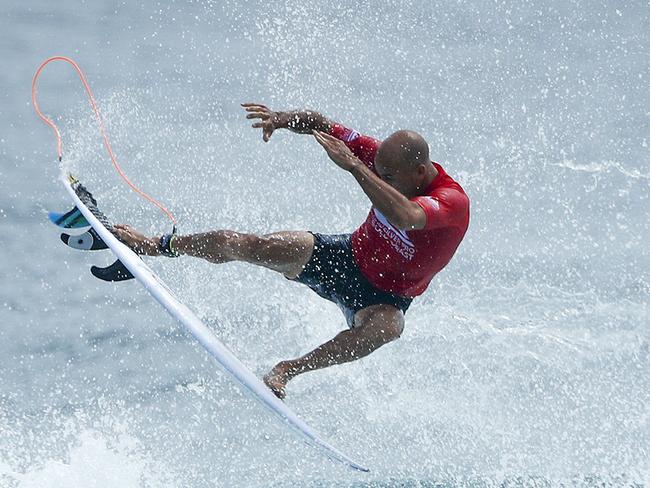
[242, 103, 381, 172]
[242, 103, 334, 141]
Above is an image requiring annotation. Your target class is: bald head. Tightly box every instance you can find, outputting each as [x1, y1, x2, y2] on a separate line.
[373, 129, 436, 198]
[376, 130, 430, 169]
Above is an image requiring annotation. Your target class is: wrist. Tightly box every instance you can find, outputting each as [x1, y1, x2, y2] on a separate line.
[349, 160, 365, 175]
[275, 111, 291, 130]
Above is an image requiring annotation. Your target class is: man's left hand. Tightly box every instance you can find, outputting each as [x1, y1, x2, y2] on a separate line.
[313, 130, 361, 172]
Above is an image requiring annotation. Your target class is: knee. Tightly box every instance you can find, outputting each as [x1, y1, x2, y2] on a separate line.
[378, 320, 403, 344]
[360, 306, 404, 345]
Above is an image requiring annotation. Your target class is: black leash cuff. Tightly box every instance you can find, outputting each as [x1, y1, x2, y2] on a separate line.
[159, 233, 179, 257]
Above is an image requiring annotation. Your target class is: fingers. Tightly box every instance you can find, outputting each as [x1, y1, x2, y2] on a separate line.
[314, 130, 338, 142]
[250, 122, 274, 142]
[313, 130, 331, 140]
[314, 131, 346, 150]
[242, 105, 270, 117]
[246, 112, 271, 120]
[113, 224, 135, 233]
[241, 102, 268, 110]
[112, 224, 140, 241]
[312, 131, 327, 147]
[243, 103, 275, 142]
[112, 228, 131, 245]
[112, 224, 131, 236]
[313, 130, 331, 148]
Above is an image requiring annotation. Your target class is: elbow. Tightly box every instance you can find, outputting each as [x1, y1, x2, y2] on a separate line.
[382, 205, 408, 230]
[394, 201, 428, 231]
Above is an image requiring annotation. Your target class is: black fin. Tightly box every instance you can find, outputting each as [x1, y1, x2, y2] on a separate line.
[61, 228, 109, 251]
[90, 259, 134, 282]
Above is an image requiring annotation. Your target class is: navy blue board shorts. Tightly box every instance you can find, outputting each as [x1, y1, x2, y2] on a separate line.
[291, 233, 413, 328]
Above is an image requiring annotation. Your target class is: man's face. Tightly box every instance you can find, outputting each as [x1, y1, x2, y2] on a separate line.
[374, 155, 420, 198]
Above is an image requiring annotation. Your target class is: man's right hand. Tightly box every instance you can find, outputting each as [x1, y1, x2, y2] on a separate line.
[241, 103, 284, 142]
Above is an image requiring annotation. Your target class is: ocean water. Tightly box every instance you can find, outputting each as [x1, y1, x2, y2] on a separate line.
[1, 1, 649, 486]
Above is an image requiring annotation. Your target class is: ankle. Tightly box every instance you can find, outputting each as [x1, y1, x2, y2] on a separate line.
[276, 360, 302, 379]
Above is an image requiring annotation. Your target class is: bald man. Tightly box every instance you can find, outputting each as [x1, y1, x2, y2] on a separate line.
[113, 104, 470, 399]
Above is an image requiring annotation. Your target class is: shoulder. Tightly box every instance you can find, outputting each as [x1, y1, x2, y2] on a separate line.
[431, 186, 468, 205]
[438, 188, 470, 223]
[422, 185, 470, 225]
[430, 166, 469, 209]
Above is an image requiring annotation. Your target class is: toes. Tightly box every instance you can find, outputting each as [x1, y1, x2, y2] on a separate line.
[263, 375, 286, 400]
[271, 386, 285, 400]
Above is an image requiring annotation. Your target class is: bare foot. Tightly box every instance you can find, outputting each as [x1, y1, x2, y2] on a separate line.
[112, 224, 160, 255]
[263, 363, 290, 400]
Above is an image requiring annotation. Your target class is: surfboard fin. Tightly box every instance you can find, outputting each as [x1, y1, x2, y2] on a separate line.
[90, 259, 135, 282]
[48, 207, 90, 229]
[60, 228, 109, 251]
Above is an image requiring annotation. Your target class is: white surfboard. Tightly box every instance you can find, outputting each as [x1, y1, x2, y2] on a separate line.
[61, 173, 368, 472]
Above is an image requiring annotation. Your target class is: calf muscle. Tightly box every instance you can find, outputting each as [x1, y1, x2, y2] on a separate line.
[279, 304, 405, 380]
[174, 230, 314, 277]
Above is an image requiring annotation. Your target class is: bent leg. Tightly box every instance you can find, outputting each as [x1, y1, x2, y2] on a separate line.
[174, 230, 314, 278]
[264, 304, 404, 399]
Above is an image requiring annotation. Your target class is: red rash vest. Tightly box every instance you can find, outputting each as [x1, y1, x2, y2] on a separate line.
[330, 123, 470, 297]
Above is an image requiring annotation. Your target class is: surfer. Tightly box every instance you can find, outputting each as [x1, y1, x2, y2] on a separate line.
[113, 103, 470, 399]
